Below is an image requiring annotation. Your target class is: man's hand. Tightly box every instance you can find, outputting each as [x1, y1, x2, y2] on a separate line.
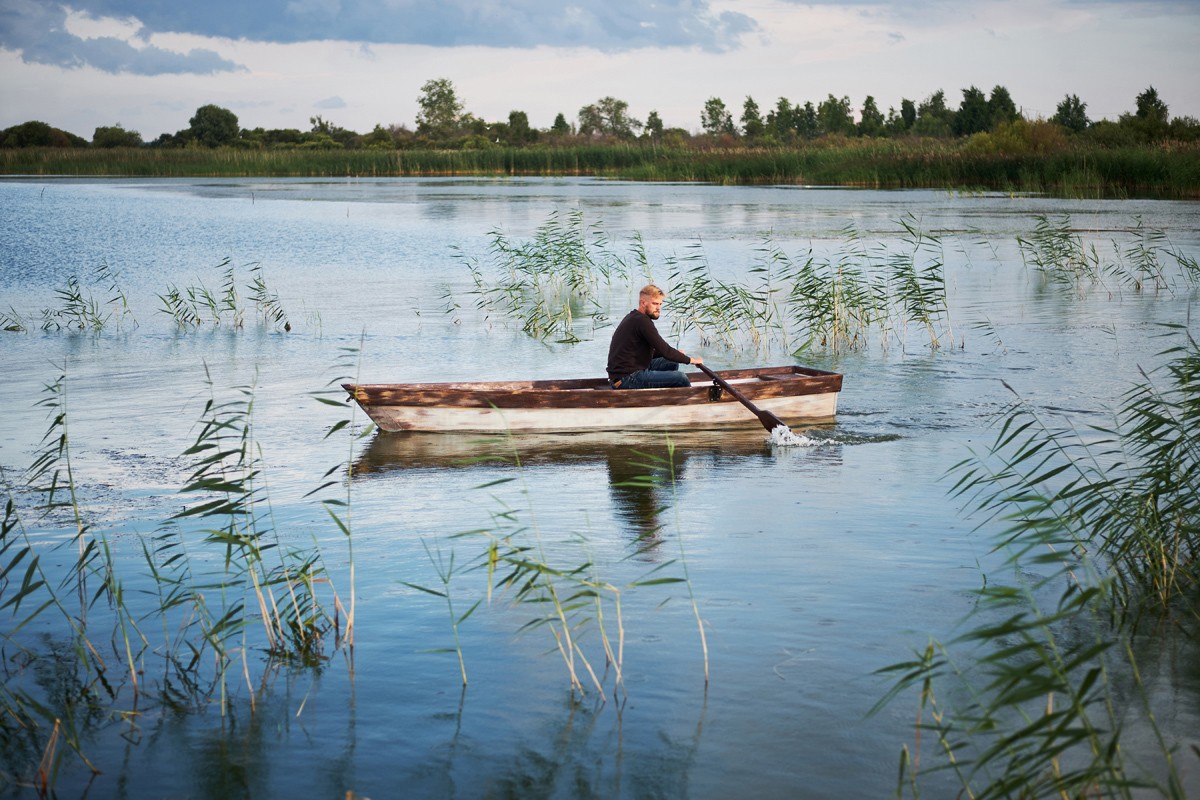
[690, 356, 704, 365]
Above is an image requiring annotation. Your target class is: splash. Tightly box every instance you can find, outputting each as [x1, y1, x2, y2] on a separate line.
[768, 424, 820, 447]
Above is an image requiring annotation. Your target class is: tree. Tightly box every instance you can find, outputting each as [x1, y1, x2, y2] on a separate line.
[507, 110, 536, 144]
[741, 96, 765, 139]
[1120, 86, 1170, 141]
[0, 120, 83, 147]
[796, 101, 819, 139]
[363, 124, 395, 149]
[900, 98, 916, 131]
[816, 94, 854, 137]
[644, 110, 664, 141]
[416, 78, 466, 140]
[701, 97, 735, 136]
[858, 96, 884, 137]
[915, 91, 955, 137]
[550, 113, 572, 136]
[766, 97, 795, 140]
[188, 104, 239, 147]
[92, 124, 143, 148]
[1135, 86, 1169, 126]
[988, 85, 1018, 126]
[1052, 94, 1089, 133]
[577, 97, 641, 139]
[955, 86, 990, 136]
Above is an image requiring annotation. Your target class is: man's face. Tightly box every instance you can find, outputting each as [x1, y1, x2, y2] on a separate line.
[641, 295, 664, 319]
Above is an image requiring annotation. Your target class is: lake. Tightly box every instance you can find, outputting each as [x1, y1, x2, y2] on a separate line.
[1, 177, 1198, 798]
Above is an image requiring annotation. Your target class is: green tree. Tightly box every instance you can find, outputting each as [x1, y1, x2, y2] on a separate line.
[644, 110, 664, 141]
[550, 113, 571, 136]
[1052, 94, 1089, 133]
[701, 97, 735, 136]
[0, 120, 84, 147]
[900, 98, 916, 131]
[915, 90, 955, 137]
[858, 96, 884, 137]
[987, 85, 1018, 126]
[1135, 86, 1169, 126]
[955, 86, 990, 135]
[416, 78, 466, 140]
[578, 97, 640, 139]
[188, 104, 239, 147]
[741, 96, 765, 139]
[363, 124, 395, 149]
[766, 97, 795, 140]
[816, 94, 854, 136]
[507, 110, 536, 144]
[796, 101, 819, 139]
[93, 124, 143, 148]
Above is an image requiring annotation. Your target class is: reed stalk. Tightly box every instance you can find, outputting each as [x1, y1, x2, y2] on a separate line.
[873, 324, 1198, 797]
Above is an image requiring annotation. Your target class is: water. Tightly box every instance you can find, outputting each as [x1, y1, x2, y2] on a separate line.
[1, 177, 1198, 798]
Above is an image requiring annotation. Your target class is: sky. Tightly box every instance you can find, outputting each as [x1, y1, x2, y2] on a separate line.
[1, 0, 1198, 141]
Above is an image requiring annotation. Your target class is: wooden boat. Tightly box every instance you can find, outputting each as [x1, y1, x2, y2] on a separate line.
[343, 365, 842, 434]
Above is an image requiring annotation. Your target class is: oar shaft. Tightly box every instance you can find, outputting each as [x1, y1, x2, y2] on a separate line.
[697, 364, 787, 433]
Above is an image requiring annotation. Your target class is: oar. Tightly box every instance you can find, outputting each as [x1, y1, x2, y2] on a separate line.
[696, 364, 788, 434]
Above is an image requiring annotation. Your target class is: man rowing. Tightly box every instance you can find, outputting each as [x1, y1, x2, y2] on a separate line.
[606, 284, 703, 389]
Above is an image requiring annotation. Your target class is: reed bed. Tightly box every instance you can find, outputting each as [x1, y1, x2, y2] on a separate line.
[458, 210, 954, 355]
[874, 325, 1199, 797]
[5, 141, 1199, 197]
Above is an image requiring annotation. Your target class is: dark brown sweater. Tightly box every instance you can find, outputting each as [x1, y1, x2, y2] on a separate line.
[606, 310, 690, 380]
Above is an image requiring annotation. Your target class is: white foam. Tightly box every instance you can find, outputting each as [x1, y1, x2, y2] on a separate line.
[768, 424, 820, 447]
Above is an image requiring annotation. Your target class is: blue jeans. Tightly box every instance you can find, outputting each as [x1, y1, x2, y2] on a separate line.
[614, 357, 691, 389]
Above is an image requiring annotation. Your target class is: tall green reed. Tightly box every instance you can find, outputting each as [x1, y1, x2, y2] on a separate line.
[31, 262, 136, 332]
[457, 209, 640, 342]
[1019, 215, 1200, 296]
[873, 324, 1198, 798]
[429, 435, 690, 701]
[158, 258, 291, 330]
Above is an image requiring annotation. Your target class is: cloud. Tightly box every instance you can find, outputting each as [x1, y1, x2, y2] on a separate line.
[314, 95, 346, 109]
[48, 0, 758, 51]
[0, 0, 244, 74]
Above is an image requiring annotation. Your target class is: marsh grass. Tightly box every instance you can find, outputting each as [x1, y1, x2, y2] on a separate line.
[1018, 215, 1200, 296]
[458, 210, 640, 342]
[0, 358, 356, 791]
[432, 435, 692, 702]
[874, 325, 1199, 798]
[37, 262, 135, 333]
[159, 258, 291, 331]
[669, 215, 953, 356]
[6, 142, 1199, 198]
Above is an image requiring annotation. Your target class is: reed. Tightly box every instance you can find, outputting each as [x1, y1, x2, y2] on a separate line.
[1018, 215, 1200, 296]
[158, 258, 291, 330]
[458, 209, 638, 342]
[873, 325, 1199, 797]
[6, 141, 1199, 197]
[404, 539, 478, 685]
[439, 435, 689, 701]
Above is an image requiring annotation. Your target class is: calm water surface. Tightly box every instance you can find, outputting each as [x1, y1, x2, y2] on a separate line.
[1, 177, 1198, 798]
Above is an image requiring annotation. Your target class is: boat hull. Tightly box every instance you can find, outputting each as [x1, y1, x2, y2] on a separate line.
[344, 365, 842, 434]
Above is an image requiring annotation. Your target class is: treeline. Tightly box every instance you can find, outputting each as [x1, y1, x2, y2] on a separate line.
[3, 79, 1198, 153]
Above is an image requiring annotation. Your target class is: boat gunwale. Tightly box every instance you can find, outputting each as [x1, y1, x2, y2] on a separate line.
[344, 365, 843, 411]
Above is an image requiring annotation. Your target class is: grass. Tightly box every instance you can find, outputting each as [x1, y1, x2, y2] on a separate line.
[5, 140, 1200, 197]
[873, 324, 1199, 797]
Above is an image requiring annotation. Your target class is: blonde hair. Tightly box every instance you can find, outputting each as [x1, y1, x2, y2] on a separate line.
[639, 284, 665, 300]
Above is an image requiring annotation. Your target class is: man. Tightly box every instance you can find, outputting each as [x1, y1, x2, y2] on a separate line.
[607, 284, 703, 389]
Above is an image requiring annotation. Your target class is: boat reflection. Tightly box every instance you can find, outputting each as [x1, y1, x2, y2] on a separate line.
[353, 427, 840, 554]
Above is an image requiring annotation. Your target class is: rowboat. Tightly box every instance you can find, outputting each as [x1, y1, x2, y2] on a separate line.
[343, 365, 842, 434]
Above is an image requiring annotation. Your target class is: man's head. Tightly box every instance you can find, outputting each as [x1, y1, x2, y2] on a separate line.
[638, 284, 665, 319]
